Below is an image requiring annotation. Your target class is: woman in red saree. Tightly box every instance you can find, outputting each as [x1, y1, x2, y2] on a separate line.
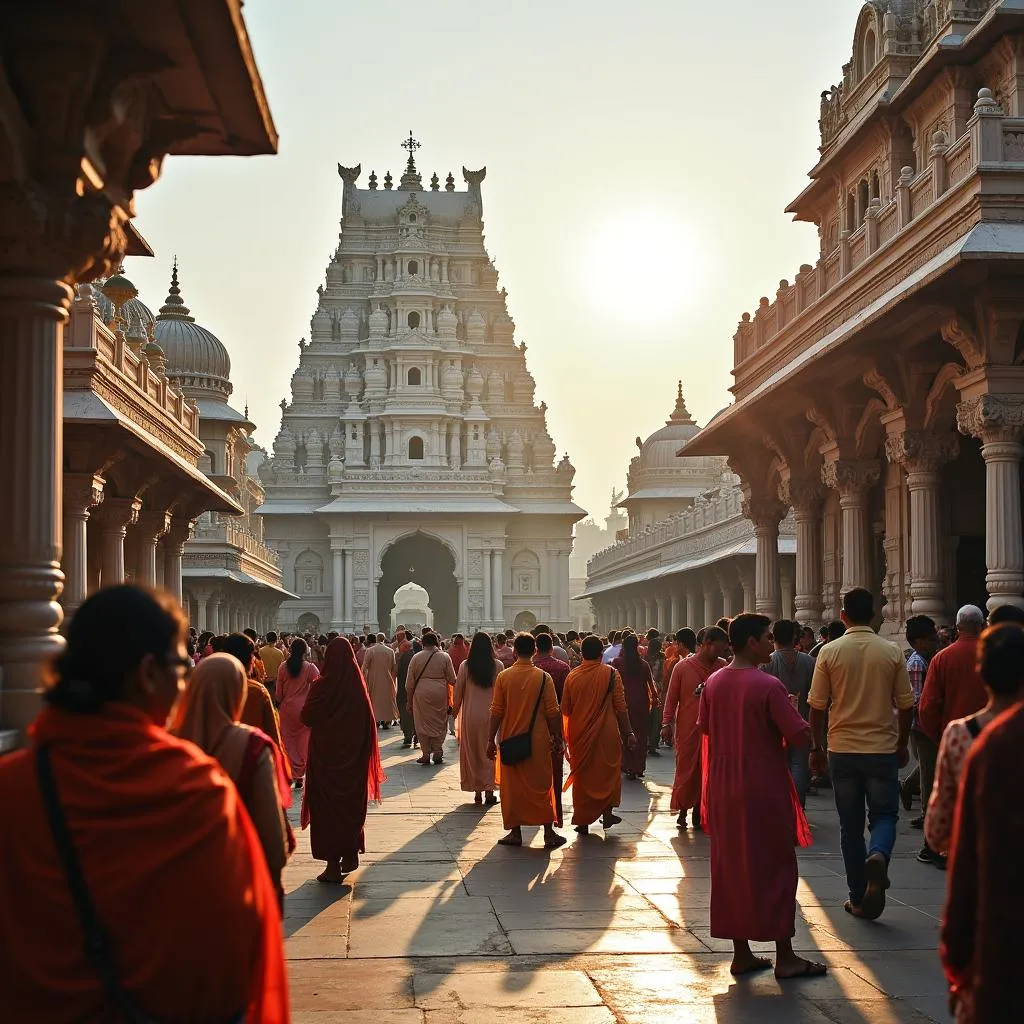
[301, 637, 386, 882]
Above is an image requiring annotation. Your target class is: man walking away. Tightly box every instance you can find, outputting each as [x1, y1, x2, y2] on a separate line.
[808, 588, 915, 920]
[898, 616, 938, 839]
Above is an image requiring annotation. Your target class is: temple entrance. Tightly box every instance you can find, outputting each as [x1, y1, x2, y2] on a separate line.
[513, 610, 537, 632]
[378, 532, 459, 636]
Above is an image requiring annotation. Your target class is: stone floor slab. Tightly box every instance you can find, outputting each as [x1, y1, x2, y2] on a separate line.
[413, 968, 604, 1008]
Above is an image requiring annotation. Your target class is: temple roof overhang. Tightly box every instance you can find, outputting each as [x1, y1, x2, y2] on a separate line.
[684, 220, 1024, 457]
[315, 497, 519, 515]
[577, 537, 796, 600]
[181, 566, 298, 599]
[619, 486, 706, 505]
[64, 391, 242, 515]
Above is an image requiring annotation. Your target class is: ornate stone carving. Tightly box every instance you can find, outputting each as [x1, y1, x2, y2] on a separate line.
[821, 459, 880, 497]
[741, 496, 787, 529]
[779, 477, 825, 511]
[956, 394, 1024, 444]
[884, 430, 960, 472]
[863, 368, 900, 410]
[941, 314, 986, 371]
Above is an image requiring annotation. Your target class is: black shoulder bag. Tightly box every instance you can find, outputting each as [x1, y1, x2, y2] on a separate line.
[499, 671, 551, 765]
[35, 744, 243, 1024]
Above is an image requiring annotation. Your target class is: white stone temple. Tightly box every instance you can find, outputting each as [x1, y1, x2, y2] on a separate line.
[258, 137, 585, 635]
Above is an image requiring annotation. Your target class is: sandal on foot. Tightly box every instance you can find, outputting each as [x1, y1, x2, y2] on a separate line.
[602, 813, 622, 828]
[497, 833, 523, 847]
[775, 959, 828, 980]
[730, 956, 773, 976]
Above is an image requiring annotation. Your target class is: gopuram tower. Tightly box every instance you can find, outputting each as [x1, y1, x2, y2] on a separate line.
[258, 135, 585, 635]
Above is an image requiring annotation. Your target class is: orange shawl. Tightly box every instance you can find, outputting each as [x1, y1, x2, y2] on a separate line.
[0, 703, 289, 1022]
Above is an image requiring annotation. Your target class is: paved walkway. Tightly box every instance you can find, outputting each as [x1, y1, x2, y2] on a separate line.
[284, 729, 950, 1023]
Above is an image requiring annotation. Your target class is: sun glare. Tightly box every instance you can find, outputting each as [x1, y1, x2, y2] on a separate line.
[577, 207, 704, 326]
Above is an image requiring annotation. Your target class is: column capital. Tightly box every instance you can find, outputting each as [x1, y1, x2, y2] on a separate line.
[742, 496, 787, 530]
[821, 458, 880, 499]
[884, 429, 960, 474]
[135, 509, 171, 543]
[93, 495, 141, 532]
[63, 473, 105, 516]
[779, 476, 825, 513]
[163, 517, 195, 550]
[957, 394, 1024, 445]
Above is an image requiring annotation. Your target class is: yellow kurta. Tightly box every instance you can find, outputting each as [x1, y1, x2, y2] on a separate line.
[491, 661, 559, 828]
[561, 661, 627, 826]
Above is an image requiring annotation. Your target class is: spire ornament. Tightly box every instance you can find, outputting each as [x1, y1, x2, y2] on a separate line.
[368, 170, 378, 190]
[668, 380, 696, 425]
[445, 171, 455, 192]
[398, 131, 423, 190]
[156, 258, 195, 322]
[430, 172, 440, 191]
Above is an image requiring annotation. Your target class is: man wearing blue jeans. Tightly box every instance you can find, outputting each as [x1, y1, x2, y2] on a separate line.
[808, 588, 915, 920]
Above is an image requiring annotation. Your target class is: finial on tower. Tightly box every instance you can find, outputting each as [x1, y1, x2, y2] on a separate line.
[399, 131, 423, 190]
[669, 381, 696, 425]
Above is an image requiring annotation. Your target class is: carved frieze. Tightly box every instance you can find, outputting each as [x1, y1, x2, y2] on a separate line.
[956, 394, 1024, 444]
[821, 458, 880, 497]
[884, 430, 960, 472]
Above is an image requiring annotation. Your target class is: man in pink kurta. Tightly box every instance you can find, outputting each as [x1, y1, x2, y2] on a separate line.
[662, 627, 729, 828]
[698, 612, 826, 982]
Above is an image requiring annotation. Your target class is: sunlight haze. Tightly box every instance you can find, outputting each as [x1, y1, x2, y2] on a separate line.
[126, 0, 859, 524]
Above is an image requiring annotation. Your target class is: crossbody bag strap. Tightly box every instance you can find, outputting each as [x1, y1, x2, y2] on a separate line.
[36, 744, 151, 1024]
[528, 670, 550, 730]
[410, 649, 437, 689]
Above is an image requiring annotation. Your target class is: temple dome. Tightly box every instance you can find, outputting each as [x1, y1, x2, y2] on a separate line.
[635, 381, 700, 470]
[155, 261, 232, 401]
[93, 273, 155, 339]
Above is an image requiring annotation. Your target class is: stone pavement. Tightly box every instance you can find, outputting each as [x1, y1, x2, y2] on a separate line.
[284, 730, 951, 1023]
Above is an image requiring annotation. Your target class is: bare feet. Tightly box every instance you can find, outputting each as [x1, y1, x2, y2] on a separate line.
[498, 830, 523, 847]
[730, 954, 773, 976]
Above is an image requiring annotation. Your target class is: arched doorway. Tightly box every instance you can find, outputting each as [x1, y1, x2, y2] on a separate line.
[297, 611, 321, 634]
[378, 532, 459, 636]
[513, 610, 537, 632]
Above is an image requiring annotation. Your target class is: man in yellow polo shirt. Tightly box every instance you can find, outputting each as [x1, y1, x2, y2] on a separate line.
[258, 630, 286, 688]
[808, 587, 914, 922]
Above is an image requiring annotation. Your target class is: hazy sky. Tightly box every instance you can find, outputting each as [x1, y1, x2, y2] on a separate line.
[126, 0, 861, 523]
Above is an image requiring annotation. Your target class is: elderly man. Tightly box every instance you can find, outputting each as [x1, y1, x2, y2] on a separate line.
[809, 588, 915, 920]
[916, 605, 988, 868]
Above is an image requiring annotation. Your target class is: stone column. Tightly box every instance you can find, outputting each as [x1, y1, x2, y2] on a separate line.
[656, 596, 667, 632]
[194, 592, 209, 632]
[643, 599, 654, 629]
[670, 592, 681, 631]
[61, 474, 104, 618]
[744, 497, 787, 620]
[885, 430, 959, 622]
[491, 548, 504, 626]
[209, 598, 221, 635]
[714, 567, 735, 618]
[163, 519, 193, 605]
[134, 510, 171, 586]
[95, 498, 141, 587]
[822, 459, 880, 598]
[702, 578, 718, 627]
[738, 561, 756, 613]
[957, 395, 1024, 611]
[784, 481, 824, 628]
[343, 549, 355, 626]
[685, 588, 699, 628]
[559, 550, 571, 622]
[331, 544, 344, 629]
[482, 550, 492, 626]
[780, 562, 795, 620]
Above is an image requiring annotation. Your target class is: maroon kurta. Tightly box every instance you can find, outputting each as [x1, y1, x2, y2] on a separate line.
[612, 655, 654, 776]
[698, 665, 810, 941]
[300, 638, 385, 862]
[663, 655, 724, 813]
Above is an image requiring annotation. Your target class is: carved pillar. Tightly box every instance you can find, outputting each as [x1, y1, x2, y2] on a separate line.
[669, 592, 681, 631]
[163, 519, 193, 605]
[780, 562, 795, 620]
[957, 395, 1024, 611]
[194, 591, 209, 632]
[134, 510, 171, 586]
[94, 498, 141, 587]
[331, 544, 344, 630]
[491, 548, 504, 626]
[737, 560, 756, 614]
[656, 596, 667, 632]
[702, 578, 719, 627]
[482, 550, 492, 626]
[784, 481, 824, 628]
[714, 567, 736, 618]
[685, 587, 700, 628]
[822, 459, 880, 598]
[744, 497, 787, 620]
[343, 549, 355, 626]
[885, 430, 959, 623]
[61, 474, 105, 618]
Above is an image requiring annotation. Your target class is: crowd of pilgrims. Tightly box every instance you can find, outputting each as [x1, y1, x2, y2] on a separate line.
[0, 584, 1020, 1021]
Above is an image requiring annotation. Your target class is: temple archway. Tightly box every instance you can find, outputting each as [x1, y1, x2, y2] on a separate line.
[378, 532, 459, 636]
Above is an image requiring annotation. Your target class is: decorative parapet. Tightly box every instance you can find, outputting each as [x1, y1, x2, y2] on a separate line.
[191, 521, 282, 568]
[733, 89, 1014, 401]
[586, 486, 795, 581]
